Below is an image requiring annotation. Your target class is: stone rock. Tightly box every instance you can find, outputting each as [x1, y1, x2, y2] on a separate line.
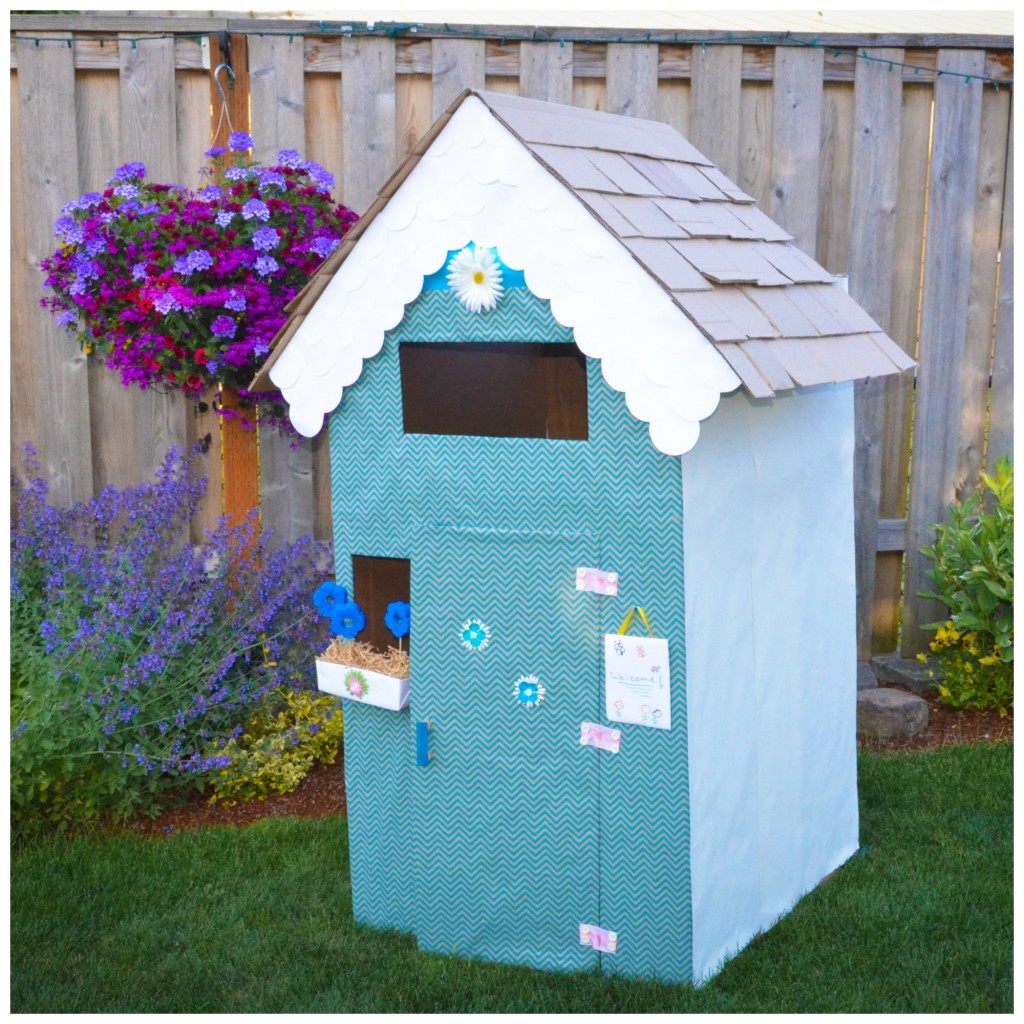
[869, 652, 940, 694]
[856, 687, 929, 741]
[857, 662, 879, 691]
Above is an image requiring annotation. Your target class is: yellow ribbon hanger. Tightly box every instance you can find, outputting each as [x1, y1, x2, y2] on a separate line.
[617, 606, 656, 638]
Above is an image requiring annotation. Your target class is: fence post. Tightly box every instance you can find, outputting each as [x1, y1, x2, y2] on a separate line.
[209, 33, 260, 536]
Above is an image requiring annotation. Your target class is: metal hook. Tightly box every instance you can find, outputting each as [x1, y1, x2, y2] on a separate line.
[213, 62, 235, 107]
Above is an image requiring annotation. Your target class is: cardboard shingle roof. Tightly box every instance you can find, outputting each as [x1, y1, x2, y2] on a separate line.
[253, 89, 912, 439]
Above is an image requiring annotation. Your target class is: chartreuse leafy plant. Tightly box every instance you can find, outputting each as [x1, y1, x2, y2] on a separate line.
[10, 444, 330, 838]
[203, 688, 345, 806]
[920, 455, 1014, 713]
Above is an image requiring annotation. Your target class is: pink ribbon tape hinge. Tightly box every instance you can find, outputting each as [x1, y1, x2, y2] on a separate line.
[579, 721, 621, 753]
[579, 923, 618, 953]
[575, 566, 619, 596]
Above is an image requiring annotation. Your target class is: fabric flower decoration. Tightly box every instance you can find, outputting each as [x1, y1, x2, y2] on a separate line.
[331, 600, 366, 640]
[460, 617, 491, 651]
[312, 581, 348, 618]
[514, 674, 546, 709]
[446, 245, 504, 313]
[384, 601, 411, 640]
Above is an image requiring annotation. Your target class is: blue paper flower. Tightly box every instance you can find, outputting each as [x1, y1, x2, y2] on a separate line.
[460, 618, 491, 651]
[312, 581, 348, 618]
[330, 600, 366, 640]
[385, 601, 411, 639]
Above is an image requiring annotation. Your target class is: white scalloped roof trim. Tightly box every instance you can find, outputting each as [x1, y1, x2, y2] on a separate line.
[270, 95, 741, 455]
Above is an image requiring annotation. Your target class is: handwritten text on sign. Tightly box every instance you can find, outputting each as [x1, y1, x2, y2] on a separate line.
[604, 634, 672, 730]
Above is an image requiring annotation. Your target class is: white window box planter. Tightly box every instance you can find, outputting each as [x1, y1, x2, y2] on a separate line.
[316, 659, 411, 711]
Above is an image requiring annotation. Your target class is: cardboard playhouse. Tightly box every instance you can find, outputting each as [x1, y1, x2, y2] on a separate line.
[252, 90, 913, 984]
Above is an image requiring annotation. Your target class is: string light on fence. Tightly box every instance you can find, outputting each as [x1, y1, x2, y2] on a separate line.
[11, 25, 1013, 88]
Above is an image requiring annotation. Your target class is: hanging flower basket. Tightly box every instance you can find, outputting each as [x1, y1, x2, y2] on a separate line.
[316, 639, 411, 712]
[39, 134, 357, 437]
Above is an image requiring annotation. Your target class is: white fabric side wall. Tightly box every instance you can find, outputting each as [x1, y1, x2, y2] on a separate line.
[683, 383, 860, 983]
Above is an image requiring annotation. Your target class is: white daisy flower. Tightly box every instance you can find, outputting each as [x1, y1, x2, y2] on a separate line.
[446, 245, 504, 313]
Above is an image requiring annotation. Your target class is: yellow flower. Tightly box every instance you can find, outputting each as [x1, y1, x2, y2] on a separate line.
[916, 653, 928, 663]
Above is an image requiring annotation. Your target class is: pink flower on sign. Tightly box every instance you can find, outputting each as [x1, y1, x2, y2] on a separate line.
[344, 669, 368, 699]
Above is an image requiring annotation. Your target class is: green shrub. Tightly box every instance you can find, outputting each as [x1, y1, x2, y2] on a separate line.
[920, 455, 1014, 713]
[204, 688, 345, 806]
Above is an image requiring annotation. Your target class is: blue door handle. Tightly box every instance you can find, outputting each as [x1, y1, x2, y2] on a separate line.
[415, 721, 431, 766]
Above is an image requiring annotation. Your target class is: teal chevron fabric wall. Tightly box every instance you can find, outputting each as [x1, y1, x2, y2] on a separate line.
[330, 283, 692, 983]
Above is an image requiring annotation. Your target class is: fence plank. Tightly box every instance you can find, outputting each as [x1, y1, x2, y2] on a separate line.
[738, 81, 773, 210]
[431, 38, 484, 118]
[903, 49, 986, 655]
[688, 44, 741, 178]
[957, 85, 1011, 498]
[247, 33, 317, 552]
[656, 79, 690, 141]
[112, 34, 190, 489]
[572, 76, 606, 113]
[769, 47, 824, 256]
[15, 36, 93, 506]
[846, 50, 904, 660]
[341, 37, 396, 216]
[9, 69, 38, 468]
[519, 41, 573, 103]
[304, 71, 344, 545]
[76, 69, 131, 496]
[871, 83, 932, 650]
[174, 68, 223, 540]
[988, 101, 1013, 468]
[605, 42, 658, 120]
[817, 82, 854, 275]
[396, 73, 432, 160]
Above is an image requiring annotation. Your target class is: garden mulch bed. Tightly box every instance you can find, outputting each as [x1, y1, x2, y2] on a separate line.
[858, 686, 1013, 753]
[126, 755, 348, 838]
[126, 692, 1010, 837]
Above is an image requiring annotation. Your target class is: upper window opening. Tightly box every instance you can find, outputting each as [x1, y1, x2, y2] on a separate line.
[399, 342, 588, 441]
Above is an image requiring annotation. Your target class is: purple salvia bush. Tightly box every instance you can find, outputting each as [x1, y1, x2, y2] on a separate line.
[10, 444, 331, 836]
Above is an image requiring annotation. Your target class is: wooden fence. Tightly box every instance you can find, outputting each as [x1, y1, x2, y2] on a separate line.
[10, 16, 1014, 656]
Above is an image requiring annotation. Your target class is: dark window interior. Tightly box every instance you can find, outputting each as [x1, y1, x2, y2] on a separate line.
[352, 555, 411, 653]
[399, 342, 588, 440]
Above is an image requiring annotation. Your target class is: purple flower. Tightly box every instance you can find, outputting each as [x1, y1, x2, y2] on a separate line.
[54, 217, 84, 244]
[225, 166, 253, 182]
[215, 209, 235, 228]
[223, 290, 246, 312]
[154, 292, 183, 315]
[257, 169, 286, 193]
[242, 199, 270, 222]
[78, 192, 103, 209]
[131, 262, 149, 281]
[211, 315, 237, 338]
[204, 145, 226, 158]
[277, 149, 303, 168]
[254, 256, 279, 277]
[56, 309, 77, 327]
[310, 236, 340, 259]
[173, 250, 215, 277]
[302, 161, 335, 191]
[115, 183, 139, 199]
[251, 226, 279, 252]
[107, 161, 146, 184]
[197, 185, 223, 200]
[228, 131, 255, 152]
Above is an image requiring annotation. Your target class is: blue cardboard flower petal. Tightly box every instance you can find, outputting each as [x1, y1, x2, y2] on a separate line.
[330, 600, 366, 639]
[313, 580, 348, 617]
[384, 600, 411, 639]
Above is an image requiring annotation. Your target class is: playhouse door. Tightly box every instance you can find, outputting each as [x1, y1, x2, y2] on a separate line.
[409, 524, 602, 972]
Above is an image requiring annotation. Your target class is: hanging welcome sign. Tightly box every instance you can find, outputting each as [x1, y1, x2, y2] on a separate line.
[604, 607, 671, 730]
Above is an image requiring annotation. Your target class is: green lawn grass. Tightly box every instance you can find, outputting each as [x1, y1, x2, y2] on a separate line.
[10, 743, 1012, 1013]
